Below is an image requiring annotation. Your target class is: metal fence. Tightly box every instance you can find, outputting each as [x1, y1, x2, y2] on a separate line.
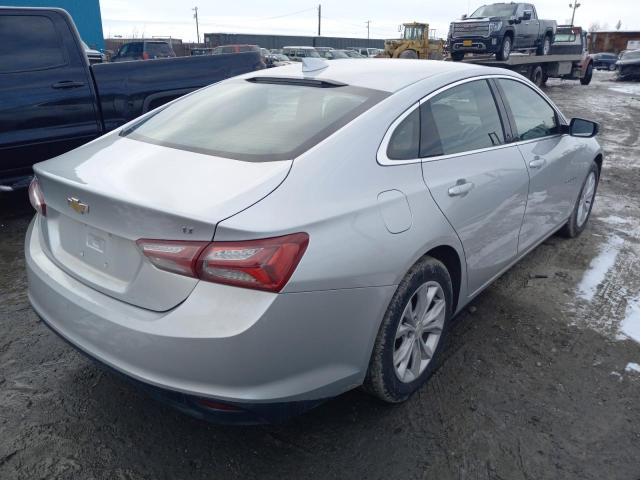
[204, 32, 385, 50]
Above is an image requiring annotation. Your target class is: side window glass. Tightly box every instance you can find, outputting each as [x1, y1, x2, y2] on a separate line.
[387, 108, 420, 160]
[498, 79, 559, 141]
[420, 80, 505, 158]
[0, 15, 66, 73]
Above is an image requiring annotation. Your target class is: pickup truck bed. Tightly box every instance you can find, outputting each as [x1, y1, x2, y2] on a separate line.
[0, 7, 264, 189]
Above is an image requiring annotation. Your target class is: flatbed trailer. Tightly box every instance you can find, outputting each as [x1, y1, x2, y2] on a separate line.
[462, 54, 592, 87]
[458, 26, 594, 87]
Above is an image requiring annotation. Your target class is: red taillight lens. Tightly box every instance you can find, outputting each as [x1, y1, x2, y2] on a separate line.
[142, 51, 150, 60]
[28, 177, 46, 216]
[197, 233, 309, 292]
[136, 239, 208, 277]
[136, 233, 309, 293]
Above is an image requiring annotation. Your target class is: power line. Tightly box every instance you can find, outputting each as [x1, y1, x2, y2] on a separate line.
[261, 7, 316, 21]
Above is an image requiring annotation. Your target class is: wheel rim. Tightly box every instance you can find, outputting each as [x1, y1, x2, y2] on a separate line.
[393, 281, 446, 383]
[577, 171, 596, 227]
[503, 38, 511, 58]
[533, 67, 543, 86]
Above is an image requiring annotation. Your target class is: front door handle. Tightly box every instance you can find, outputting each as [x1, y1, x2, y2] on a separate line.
[51, 80, 86, 89]
[529, 158, 546, 169]
[448, 181, 474, 197]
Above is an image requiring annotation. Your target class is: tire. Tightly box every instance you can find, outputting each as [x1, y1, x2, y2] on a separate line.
[451, 52, 465, 61]
[537, 34, 551, 56]
[399, 49, 418, 59]
[541, 72, 549, 86]
[609, 63, 616, 71]
[580, 63, 593, 85]
[496, 34, 512, 61]
[559, 161, 599, 238]
[363, 257, 453, 403]
[530, 65, 544, 87]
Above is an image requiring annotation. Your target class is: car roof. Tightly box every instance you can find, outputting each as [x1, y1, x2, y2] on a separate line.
[242, 58, 517, 93]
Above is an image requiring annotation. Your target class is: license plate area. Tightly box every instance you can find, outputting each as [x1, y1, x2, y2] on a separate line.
[463, 40, 473, 47]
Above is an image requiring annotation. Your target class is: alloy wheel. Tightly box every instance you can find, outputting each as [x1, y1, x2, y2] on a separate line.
[577, 171, 596, 227]
[393, 281, 446, 383]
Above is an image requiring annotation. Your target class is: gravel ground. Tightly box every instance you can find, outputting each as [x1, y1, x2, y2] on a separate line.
[1, 71, 639, 480]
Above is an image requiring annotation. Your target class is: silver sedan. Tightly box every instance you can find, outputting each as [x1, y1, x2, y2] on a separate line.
[26, 59, 602, 423]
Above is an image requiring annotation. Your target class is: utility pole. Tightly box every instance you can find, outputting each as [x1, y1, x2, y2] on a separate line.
[193, 6, 200, 44]
[317, 4, 321, 36]
[569, 2, 581, 27]
[365, 20, 371, 39]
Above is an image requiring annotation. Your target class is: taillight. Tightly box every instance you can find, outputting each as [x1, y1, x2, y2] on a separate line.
[136, 233, 309, 293]
[142, 52, 150, 60]
[28, 177, 46, 216]
[136, 239, 208, 277]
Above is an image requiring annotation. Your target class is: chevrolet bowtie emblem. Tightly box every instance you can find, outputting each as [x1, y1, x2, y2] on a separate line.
[67, 197, 89, 215]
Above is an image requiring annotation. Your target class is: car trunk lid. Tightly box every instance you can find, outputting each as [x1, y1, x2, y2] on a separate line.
[34, 135, 292, 311]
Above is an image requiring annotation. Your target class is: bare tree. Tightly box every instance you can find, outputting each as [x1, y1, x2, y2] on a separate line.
[616, 20, 622, 30]
[588, 21, 601, 32]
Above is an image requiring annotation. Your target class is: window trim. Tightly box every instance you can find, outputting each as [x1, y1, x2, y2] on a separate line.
[377, 74, 567, 166]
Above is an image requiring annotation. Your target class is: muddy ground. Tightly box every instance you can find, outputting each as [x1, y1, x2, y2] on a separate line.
[1, 71, 639, 480]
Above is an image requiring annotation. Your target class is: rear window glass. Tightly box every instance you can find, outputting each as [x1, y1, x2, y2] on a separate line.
[122, 80, 388, 161]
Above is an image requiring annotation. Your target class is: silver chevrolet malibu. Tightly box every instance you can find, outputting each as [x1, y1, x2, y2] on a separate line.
[26, 59, 602, 423]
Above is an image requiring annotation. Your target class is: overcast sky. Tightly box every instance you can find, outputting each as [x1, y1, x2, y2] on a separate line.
[101, 0, 639, 42]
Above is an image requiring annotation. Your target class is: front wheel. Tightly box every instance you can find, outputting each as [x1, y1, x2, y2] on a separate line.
[559, 162, 599, 238]
[496, 35, 512, 61]
[363, 257, 453, 403]
[580, 63, 594, 85]
[609, 63, 617, 71]
[399, 49, 418, 59]
[530, 65, 544, 87]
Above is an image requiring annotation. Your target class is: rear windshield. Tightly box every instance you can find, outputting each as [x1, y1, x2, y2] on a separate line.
[122, 79, 388, 161]
[145, 42, 174, 57]
[470, 4, 516, 17]
[622, 50, 640, 60]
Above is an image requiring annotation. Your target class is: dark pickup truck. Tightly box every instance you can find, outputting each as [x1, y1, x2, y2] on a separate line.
[0, 7, 264, 190]
[448, 2, 556, 61]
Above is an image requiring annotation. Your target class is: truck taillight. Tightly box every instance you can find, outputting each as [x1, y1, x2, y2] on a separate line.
[28, 177, 46, 216]
[137, 233, 309, 293]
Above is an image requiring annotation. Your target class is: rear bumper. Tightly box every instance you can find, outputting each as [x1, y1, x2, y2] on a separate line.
[25, 217, 395, 420]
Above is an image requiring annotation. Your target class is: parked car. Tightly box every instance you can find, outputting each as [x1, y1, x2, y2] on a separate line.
[448, 2, 556, 61]
[282, 46, 321, 61]
[111, 40, 176, 62]
[26, 58, 602, 423]
[82, 40, 104, 64]
[265, 53, 292, 68]
[616, 49, 640, 80]
[343, 49, 366, 58]
[318, 49, 350, 60]
[212, 44, 260, 54]
[0, 7, 265, 190]
[190, 47, 214, 56]
[591, 52, 618, 71]
[348, 47, 383, 57]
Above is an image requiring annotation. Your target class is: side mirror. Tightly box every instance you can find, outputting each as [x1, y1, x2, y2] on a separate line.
[461, 14, 468, 20]
[569, 118, 599, 138]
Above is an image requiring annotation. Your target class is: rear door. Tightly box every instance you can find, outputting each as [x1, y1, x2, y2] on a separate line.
[524, 4, 541, 46]
[418, 79, 529, 294]
[0, 10, 101, 175]
[496, 78, 582, 253]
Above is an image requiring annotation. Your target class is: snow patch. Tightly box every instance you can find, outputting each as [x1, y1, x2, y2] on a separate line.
[620, 294, 640, 344]
[609, 84, 640, 95]
[576, 235, 624, 301]
[625, 362, 640, 373]
[598, 215, 630, 226]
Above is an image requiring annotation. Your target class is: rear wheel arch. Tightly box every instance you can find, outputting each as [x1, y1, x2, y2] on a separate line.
[422, 245, 462, 313]
[594, 153, 603, 174]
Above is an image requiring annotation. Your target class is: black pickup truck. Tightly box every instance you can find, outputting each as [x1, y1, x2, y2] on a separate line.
[0, 7, 264, 190]
[448, 2, 556, 61]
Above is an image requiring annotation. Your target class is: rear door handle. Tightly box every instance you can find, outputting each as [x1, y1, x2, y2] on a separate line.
[529, 158, 546, 169]
[51, 80, 86, 89]
[448, 181, 474, 197]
